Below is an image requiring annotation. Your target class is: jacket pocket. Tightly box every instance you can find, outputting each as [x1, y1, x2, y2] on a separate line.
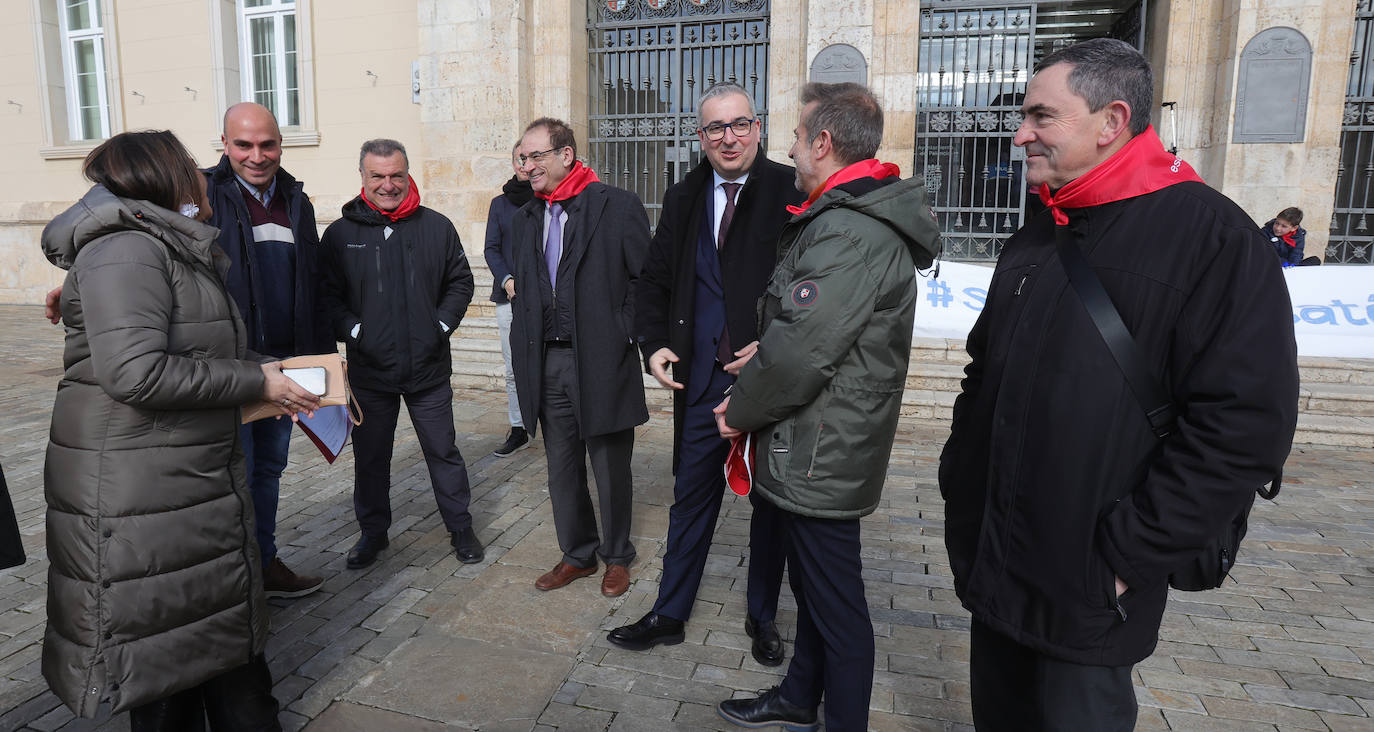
[1084, 545, 1120, 614]
[766, 419, 794, 485]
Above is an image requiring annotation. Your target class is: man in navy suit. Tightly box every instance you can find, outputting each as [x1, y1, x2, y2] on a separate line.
[607, 83, 803, 665]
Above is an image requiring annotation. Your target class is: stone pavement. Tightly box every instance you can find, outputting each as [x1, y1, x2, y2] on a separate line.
[0, 301, 1372, 731]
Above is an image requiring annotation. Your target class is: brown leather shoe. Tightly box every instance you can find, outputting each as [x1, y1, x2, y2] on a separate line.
[601, 564, 630, 597]
[263, 557, 324, 599]
[535, 561, 597, 591]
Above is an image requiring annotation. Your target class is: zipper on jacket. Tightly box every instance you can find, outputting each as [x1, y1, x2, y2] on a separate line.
[807, 422, 824, 477]
[375, 247, 384, 294]
[1113, 599, 1128, 623]
[1015, 271, 1031, 295]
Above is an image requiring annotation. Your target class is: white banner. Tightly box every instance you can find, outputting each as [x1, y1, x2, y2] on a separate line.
[1283, 265, 1374, 359]
[913, 261, 1374, 359]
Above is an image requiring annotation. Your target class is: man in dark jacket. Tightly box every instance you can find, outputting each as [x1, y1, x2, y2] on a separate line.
[209, 102, 329, 599]
[607, 83, 799, 666]
[483, 141, 534, 457]
[714, 83, 940, 732]
[508, 117, 649, 598]
[319, 138, 485, 570]
[939, 39, 1299, 730]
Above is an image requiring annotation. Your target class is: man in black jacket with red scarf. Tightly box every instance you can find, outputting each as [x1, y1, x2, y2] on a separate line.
[319, 138, 484, 570]
[606, 83, 799, 665]
[940, 39, 1299, 730]
[508, 118, 649, 598]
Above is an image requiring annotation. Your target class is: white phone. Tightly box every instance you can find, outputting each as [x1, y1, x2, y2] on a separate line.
[282, 366, 327, 396]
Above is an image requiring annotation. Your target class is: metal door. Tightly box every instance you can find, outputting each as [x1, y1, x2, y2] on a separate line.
[1331, 0, 1374, 264]
[587, 0, 771, 229]
[917, 3, 1036, 261]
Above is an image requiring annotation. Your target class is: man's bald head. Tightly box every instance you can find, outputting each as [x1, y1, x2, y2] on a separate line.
[222, 102, 283, 192]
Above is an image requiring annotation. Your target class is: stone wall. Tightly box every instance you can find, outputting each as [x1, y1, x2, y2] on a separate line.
[768, 0, 918, 171]
[1156, 0, 1353, 259]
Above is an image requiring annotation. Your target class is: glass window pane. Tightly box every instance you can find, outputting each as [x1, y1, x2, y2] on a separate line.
[283, 14, 299, 126]
[244, 0, 270, 7]
[72, 39, 103, 139]
[250, 15, 277, 115]
[66, 0, 93, 31]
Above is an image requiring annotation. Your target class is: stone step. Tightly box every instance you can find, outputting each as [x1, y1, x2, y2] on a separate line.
[1301, 383, 1374, 417]
[1292, 413, 1374, 448]
[444, 328, 1374, 447]
[1297, 356, 1374, 386]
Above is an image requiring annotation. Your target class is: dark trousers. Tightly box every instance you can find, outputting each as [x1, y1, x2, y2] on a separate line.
[653, 364, 786, 623]
[970, 619, 1137, 731]
[239, 417, 293, 567]
[540, 346, 636, 568]
[771, 502, 873, 731]
[351, 382, 473, 536]
[128, 655, 280, 732]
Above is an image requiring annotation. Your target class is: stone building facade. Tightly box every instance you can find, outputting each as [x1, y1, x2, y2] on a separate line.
[0, 0, 1359, 306]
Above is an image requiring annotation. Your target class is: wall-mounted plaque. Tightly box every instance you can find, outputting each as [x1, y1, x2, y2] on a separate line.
[810, 44, 867, 85]
[1234, 27, 1311, 143]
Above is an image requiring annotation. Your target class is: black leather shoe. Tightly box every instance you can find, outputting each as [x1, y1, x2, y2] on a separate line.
[451, 527, 485, 564]
[745, 616, 785, 667]
[718, 687, 818, 731]
[606, 611, 686, 651]
[346, 533, 389, 569]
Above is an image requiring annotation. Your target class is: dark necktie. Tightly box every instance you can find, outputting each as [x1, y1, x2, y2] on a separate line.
[716, 182, 741, 365]
[545, 202, 563, 290]
[717, 182, 741, 250]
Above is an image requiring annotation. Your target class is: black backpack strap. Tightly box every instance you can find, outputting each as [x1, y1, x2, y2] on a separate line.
[1055, 226, 1176, 438]
[1055, 225, 1283, 500]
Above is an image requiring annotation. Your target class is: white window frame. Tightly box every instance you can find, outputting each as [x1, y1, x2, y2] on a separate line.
[210, 0, 316, 147]
[237, 0, 299, 128]
[57, 0, 111, 141]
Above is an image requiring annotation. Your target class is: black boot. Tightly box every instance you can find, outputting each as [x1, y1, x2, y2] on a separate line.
[606, 611, 686, 651]
[493, 427, 530, 457]
[346, 533, 389, 569]
[451, 526, 485, 564]
[718, 687, 818, 731]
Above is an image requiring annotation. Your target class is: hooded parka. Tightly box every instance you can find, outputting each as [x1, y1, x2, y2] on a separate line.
[40, 186, 269, 717]
[725, 175, 940, 518]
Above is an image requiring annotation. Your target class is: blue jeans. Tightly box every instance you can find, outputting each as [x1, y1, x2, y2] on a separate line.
[240, 417, 293, 567]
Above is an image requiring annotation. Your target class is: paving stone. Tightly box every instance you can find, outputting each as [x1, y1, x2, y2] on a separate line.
[343, 636, 573, 728]
[1243, 684, 1367, 715]
[1200, 695, 1326, 729]
[303, 701, 465, 731]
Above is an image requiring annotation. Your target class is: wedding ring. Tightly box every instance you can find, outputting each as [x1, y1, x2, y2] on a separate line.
[281, 399, 290, 407]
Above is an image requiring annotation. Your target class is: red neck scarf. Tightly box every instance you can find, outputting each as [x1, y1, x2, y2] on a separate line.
[535, 161, 601, 203]
[360, 176, 421, 222]
[787, 159, 901, 215]
[1039, 126, 1202, 225]
[1280, 230, 1297, 247]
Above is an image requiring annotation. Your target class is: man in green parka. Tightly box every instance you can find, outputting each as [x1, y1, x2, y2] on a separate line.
[713, 82, 941, 731]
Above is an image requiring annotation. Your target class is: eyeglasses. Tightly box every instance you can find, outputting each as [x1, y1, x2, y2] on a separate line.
[518, 148, 563, 165]
[699, 118, 757, 141]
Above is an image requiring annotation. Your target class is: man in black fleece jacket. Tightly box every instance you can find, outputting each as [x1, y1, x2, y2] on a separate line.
[319, 138, 485, 570]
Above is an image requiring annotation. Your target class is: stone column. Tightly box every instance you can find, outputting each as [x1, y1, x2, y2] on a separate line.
[767, 0, 918, 171]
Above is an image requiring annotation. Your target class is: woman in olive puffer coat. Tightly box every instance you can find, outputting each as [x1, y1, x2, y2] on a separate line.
[40, 131, 316, 729]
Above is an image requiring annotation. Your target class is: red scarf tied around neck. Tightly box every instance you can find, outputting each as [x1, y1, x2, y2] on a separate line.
[1280, 230, 1297, 248]
[1038, 126, 1202, 226]
[535, 161, 601, 203]
[787, 159, 901, 216]
[360, 175, 421, 222]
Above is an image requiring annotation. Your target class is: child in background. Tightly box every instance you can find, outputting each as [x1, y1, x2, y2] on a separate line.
[1262, 207, 1306, 266]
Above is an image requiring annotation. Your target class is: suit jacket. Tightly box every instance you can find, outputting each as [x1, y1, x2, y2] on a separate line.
[634, 151, 804, 469]
[508, 181, 650, 438]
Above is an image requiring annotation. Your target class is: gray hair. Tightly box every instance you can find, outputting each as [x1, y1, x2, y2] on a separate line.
[1036, 38, 1154, 136]
[358, 138, 409, 171]
[799, 82, 883, 165]
[697, 83, 756, 128]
